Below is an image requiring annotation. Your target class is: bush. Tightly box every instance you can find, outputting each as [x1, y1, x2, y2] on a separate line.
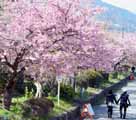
[60, 84, 75, 101]
[0, 64, 11, 92]
[111, 72, 118, 79]
[50, 87, 57, 97]
[22, 98, 54, 118]
[0, 73, 9, 94]
[76, 69, 103, 88]
[42, 85, 50, 97]
[101, 72, 109, 80]
[43, 85, 57, 97]
[25, 81, 36, 94]
[75, 71, 89, 89]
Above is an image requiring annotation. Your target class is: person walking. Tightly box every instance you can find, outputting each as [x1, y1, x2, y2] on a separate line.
[131, 66, 135, 73]
[118, 91, 131, 119]
[106, 90, 118, 118]
[129, 72, 134, 80]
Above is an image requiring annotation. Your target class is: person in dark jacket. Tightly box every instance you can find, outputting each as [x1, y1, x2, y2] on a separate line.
[106, 90, 118, 118]
[118, 91, 131, 119]
[131, 66, 135, 73]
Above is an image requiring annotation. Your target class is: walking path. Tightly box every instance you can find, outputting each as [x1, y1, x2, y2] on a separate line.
[93, 80, 136, 120]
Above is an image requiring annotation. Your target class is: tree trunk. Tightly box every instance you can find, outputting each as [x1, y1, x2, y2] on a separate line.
[73, 72, 77, 92]
[3, 88, 13, 110]
[73, 77, 76, 92]
[3, 80, 15, 110]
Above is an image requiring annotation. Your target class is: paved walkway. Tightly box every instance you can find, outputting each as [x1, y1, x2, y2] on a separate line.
[93, 80, 136, 120]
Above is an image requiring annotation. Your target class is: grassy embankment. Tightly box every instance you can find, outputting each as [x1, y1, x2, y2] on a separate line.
[0, 72, 129, 119]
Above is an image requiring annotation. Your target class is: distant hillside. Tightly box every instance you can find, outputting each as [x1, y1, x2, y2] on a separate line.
[94, 0, 136, 32]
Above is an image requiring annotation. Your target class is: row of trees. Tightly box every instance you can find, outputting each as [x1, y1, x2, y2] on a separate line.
[0, 0, 135, 110]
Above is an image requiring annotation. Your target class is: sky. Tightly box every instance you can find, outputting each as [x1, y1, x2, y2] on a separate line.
[102, 0, 136, 14]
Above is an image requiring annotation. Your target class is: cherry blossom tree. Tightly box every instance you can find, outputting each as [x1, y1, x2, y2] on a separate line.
[108, 32, 136, 70]
[0, 0, 121, 109]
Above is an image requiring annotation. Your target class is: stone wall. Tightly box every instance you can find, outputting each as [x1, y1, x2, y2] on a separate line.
[49, 106, 80, 120]
[49, 77, 129, 120]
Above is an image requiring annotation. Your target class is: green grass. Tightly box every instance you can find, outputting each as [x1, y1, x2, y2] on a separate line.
[0, 96, 32, 119]
[0, 108, 12, 118]
[24, 96, 75, 120]
[86, 87, 101, 95]
[100, 72, 129, 88]
[46, 96, 74, 118]
[0, 72, 129, 119]
[77, 72, 129, 101]
[74, 87, 102, 101]
[79, 87, 102, 101]
[0, 95, 74, 120]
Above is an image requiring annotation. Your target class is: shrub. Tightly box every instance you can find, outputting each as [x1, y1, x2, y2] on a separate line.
[75, 71, 89, 89]
[25, 81, 36, 94]
[0, 64, 11, 93]
[50, 87, 57, 97]
[22, 98, 54, 118]
[60, 84, 75, 101]
[0, 73, 10, 93]
[111, 72, 118, 79]
[42, 85, 50, 97]
[101, 72, 109, 80]
[76, 69, 103, 88]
